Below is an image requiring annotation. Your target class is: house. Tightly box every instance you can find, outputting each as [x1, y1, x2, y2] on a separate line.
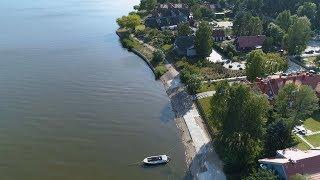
[255, 72, 320, 100]
[174, 36, 196, 57]
[213, 29, 225, 41]
[145, 3, 190, 30]
[259, 148, 320, 179]
[235, 35, 266, 51]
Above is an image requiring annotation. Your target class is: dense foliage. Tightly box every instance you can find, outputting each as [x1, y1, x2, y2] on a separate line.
[212, 82, 269, 176]
[195, 21, 213, 58]
[246, 50, 287, 81]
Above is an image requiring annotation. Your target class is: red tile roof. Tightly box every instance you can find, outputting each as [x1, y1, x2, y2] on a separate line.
[255, 73, 320, 98]
[236, 35, 266, 49]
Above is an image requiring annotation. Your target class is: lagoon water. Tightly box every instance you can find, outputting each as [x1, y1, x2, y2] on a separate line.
[0, 0, 186, 179]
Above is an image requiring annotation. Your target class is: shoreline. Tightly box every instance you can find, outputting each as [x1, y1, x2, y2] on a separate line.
[116, 31, 225, 179]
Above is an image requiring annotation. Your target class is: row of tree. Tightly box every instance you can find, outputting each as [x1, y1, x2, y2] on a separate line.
[210, 82, 319, 178]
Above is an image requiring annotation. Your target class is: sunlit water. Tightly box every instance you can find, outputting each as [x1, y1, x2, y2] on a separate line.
[0, 0, 186, 179]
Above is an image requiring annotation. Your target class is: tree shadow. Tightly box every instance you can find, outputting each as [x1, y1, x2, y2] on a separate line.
[166, 85, 194, 118]
[183, 142, 226, 180]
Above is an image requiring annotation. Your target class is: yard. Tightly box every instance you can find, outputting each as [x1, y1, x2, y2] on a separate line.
[303, 111, 320, 132]
[197, 97, 212, 120]
[196, 82, 215, 93]
[304, 134, 320, 148]
[294, 135, 311, 151]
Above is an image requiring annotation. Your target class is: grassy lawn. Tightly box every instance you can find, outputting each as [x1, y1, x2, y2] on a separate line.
[304, 111, 320, 132]
[294, 135, 310, 150]
[197, 97, 219, 134]
[304, 134, 320, 148]
[197, 97, 212, 120]
[196, 82, 215, 93]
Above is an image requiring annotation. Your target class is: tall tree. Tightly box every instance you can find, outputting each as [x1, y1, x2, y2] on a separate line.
[264, 120, 295, 157]
[284, 16, 311, 55]
[195, 21, 213, 58]
[139, 0, 157, 11]
[266, 22, 285, 47]
[116, 14, 142, 30]
[297, 2, 317, 24]
[233, 11, 252, 36]
[245, 50, 266, 81]
[276, 10, 293, 32]
[246, 50, 287, 81]
[247, 16, 263, 35]
[212, 83, 269, 174]
[275, 84, 319, 122]
[177, 22, 192, 36]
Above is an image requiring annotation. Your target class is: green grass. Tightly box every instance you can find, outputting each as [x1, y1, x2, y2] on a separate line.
[294, 135, 310, 150]
[196, 82, 215, 93]
[197, 97, 212, 120]
[304, 134, 320, 148]
[303, 111, 320, 132]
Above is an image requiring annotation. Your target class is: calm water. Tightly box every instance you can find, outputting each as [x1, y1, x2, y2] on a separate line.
[0, 0, 186, 179]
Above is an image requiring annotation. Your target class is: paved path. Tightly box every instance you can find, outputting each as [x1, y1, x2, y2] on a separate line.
[161, 63, 226, 180]
[206, 76, 247, 83]
[306, 131, 320, 136]
[296, 134, 315, 149]
[195, 91, 216, 100]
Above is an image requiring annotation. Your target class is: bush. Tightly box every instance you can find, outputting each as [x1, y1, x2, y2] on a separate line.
[154, 65, 167, 79]
[152, 50, 165, 65]
[121, 38, 139, 49]
[161, 44, 173, 54]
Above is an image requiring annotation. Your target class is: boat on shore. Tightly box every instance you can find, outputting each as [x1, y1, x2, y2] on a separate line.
[142, 155, 170, 165]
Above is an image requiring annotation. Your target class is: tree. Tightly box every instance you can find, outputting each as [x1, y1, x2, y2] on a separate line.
[266, 22, 285, 47]
[244, 169, 278, 180]
[246, 50, 287, 81]
[264, 53, 287, 75]
[275, 84, 319, 122]
[297, 2, 317, 24]
[117, 14, 142, 30]
[177, 22, 192, 36]
[139, 0, 157, 11]
[191, 4, 202, 20]
[152, 50, 165, 64]
[247, 16, 263, 36]
[285, 17, 311, 55]
[233, 11, 252, 36]
[264, 120, 295, 157]
[212, 83, 269, 174]
[276, 10, 293, 31]
[195, 21, 213, 58]
[314, 56, 320, 67]
[180, 65, 202, 92]
[233, 11, 262, 36]
[245, 50, 266, 81]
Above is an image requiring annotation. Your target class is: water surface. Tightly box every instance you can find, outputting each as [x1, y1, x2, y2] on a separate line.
[0, 0, 186, 179]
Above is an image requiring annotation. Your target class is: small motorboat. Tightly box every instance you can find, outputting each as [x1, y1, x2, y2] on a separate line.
[143, 155, 170, 165]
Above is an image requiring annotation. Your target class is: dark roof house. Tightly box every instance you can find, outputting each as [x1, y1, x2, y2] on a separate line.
[174, 36, 196, 57]
[213, 29, 225, 41]
[145, 4, 190, 29]
[259, 149, 320, 179]
[236, 35, 266, 51]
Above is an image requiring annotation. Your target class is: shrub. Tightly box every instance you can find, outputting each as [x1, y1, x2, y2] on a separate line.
[154, 65, 167, 79]
[161, 44, 173, 54]
[121, 38, 139, 49]
[152, 50, 165, 65]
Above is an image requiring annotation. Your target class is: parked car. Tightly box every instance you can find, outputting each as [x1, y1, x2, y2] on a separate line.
[305, 50, 314, 54]
[293, 125, 307, 135]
